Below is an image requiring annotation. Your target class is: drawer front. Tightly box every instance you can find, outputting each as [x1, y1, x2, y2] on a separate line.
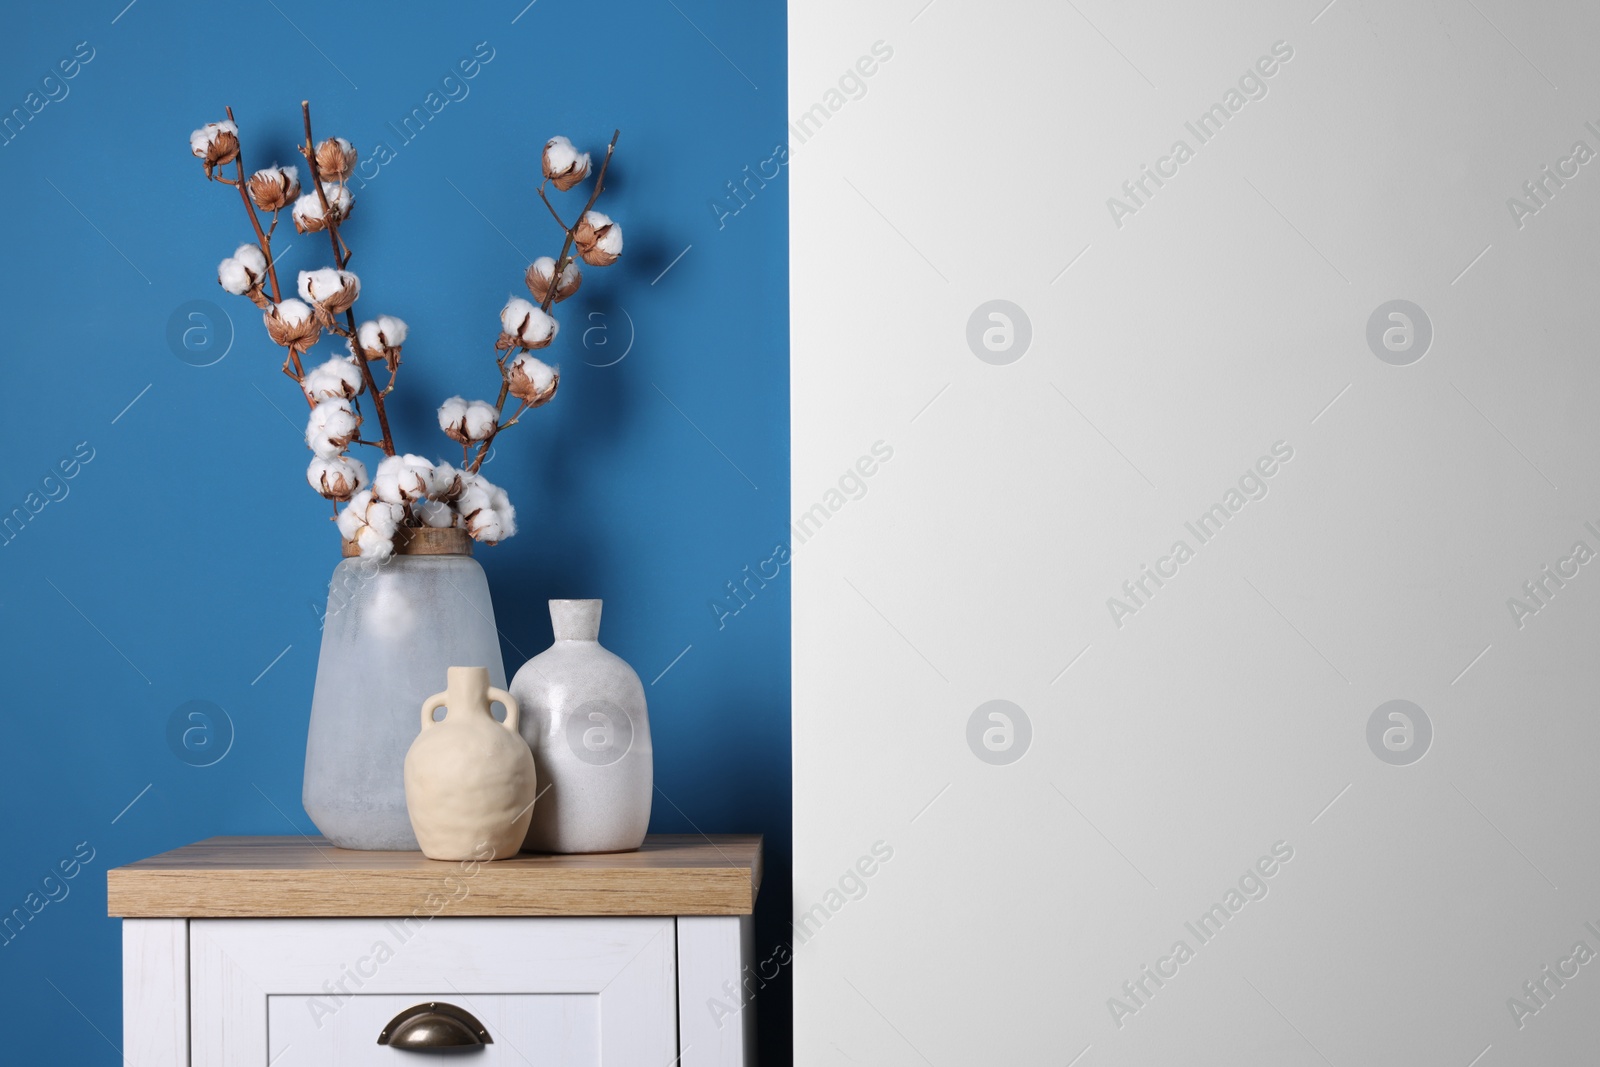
[270, 993, 596, 1064]
[189, 917, 676, 1066]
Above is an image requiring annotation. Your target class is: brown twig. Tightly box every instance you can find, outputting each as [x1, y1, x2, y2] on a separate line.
[223, 107, 284, 307]
[538, 131, 618, 315]
[465, 131, 619, 475]
[301, 101, 396, 457]
[536, 181, 571, 232]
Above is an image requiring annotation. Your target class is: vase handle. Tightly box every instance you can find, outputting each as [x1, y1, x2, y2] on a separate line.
[420, 692, 448, 730]
[488, 687, 519, 735]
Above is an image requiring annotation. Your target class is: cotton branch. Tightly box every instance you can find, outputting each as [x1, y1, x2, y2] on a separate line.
[219, 106, 301, 386]
[300, 101, 396, 457]
[538, 130, 618, 315]
[224, 108, 284, 307]
[465, 131, 619, 474]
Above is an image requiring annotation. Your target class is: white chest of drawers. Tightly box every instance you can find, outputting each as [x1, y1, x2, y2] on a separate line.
[110, 835, 760, 1066]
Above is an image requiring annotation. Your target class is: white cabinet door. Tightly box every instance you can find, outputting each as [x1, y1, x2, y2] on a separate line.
[189, 917, 676, 1067]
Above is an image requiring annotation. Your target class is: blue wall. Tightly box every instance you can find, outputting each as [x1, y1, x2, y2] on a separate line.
[0, 1, 789, 1060]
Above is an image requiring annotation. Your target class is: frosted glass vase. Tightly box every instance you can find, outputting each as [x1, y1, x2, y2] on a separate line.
[303, 528, 507, 851]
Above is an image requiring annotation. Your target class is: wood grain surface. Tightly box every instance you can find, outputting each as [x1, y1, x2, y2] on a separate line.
[108, 835, 762, 917]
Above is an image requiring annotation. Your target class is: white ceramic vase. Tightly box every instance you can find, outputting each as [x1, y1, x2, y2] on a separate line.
[403, 666, 537, 862]
[509, 600, 652, 853]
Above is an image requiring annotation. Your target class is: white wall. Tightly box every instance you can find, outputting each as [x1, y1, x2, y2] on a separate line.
[791, 1, 1600, 1064]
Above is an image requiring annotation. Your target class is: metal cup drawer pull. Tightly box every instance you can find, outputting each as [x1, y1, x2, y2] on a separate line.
[377, 1002, 493, 1049]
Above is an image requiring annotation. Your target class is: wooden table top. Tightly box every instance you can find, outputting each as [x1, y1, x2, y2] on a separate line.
[108, 834, 762, 918]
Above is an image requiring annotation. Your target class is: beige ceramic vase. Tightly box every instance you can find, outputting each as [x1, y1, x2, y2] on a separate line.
[404, 666, 537, 861]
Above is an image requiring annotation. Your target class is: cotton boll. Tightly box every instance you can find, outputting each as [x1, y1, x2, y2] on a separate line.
[373, 453, 435, 504]
[370, 459, 405, 503]
[574, 211, 622, 266]
[291, 201, 325, 235]
[272, 299, 313, 325]
[291, 182, 354, 233]
[336, 490, 372, 541]
[338, 489, 402, 556]
[498, 296, 557, 350]
[486, 483, 517, 538]
[189, 121, 239, 174]
[308, 454, 368, 501]
[248, 164, 300, 212]
[316, 137, 358, 181]
[365, 498, 403, 539]
[463, 500, 516, 544]
[524, 256, 581, 304]
[264, 299, 321, 350]
[464, 401, 498, 441]
[414, 499, 454, 528]
[507, 353, 558, 407]
[541, 136, 591, 191]
[299, 268, 360, 324]
[233, 243, 268, 277]
[189, 121, 237, 157]
[292, 193, 325, 233]
[437, 397, 499, 444]
[356, 524, 395, 561]
[324, 182, 354, 216]
[437, 397, 467, 443]
[302, 357, 365, 402]
[429, 462, 466, 502]
[454, 474, 493, 518]
[299, 267, 338, 302]
[218, 257, 253, 295]
[219, 245, 267, 300]
[465, 509, 511, 544]
[500, 297, 536, 334]
[356, 315, 408, 361]
[455, 473, 517, 544]
[305, 398, 361, 457]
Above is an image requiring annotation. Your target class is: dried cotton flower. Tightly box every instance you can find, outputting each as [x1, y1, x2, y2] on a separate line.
[307, 454, 368, 501]
[336, 489, 404, 560]
[218, 242, 271, 305]
[573, 211, 622, 266]
[316, 137, 358, 181]
[524, 256, 581, 304]
[497, 296, 557, 351]
[264, 299, 322, 351]
[302, 357, 365, 402]
[291, 182, 353, 233]
[373, 453, 436, 504]
[437, 396, 500, 444]
[415, 499, 454, 528]
[507, 353, 558, 407]
[233, 242, 268, 277]
[355, 315, 408, 362]
[248, 165, 300, 211]
[354, 525, 394, 559]
[299, 268, 361, 325]
[217, 258, 254, 295]
[455, 473, 517, 544]
[542, 136, 591, 191]
[428, 462, 466, 502]
[189, 121, 239, 176]
[305, 398, 361, 457]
